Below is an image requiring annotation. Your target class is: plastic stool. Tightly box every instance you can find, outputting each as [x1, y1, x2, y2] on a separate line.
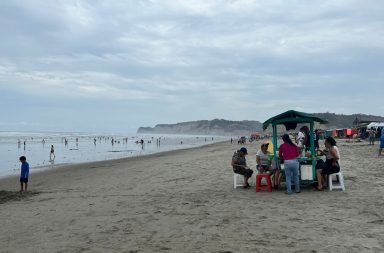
[328, 171, 345, 191]
[256, 174, 273, 192]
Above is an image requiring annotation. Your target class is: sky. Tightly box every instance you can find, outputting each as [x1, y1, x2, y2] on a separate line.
[0, 0, 383, 133]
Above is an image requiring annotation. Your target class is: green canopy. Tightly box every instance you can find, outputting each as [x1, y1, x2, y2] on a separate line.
[262, 110, 328, 182]
[263, 110, 328, 131]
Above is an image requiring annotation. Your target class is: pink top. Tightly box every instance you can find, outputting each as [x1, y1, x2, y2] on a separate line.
[279, 142, 299, 160]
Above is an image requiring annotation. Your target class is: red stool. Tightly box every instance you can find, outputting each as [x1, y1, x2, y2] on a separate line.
[255, 174, 273, 192]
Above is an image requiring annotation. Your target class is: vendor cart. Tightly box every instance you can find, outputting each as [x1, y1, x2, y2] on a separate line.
[262, 110, 328, 183]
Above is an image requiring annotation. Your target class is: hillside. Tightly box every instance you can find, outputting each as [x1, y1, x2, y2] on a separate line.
[137, 113, 384, 136]
[137, 119, 262, 136]
[313, 113, 384, 129]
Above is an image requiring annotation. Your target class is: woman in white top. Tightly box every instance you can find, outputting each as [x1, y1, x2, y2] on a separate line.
[316, 136, 340, 190]
[256, 142, 281, 188]
[256, 142, 272, 173]
[296, 127, 305, 148]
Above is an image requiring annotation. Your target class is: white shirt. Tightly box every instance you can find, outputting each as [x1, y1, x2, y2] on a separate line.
[296, 131, 305, 147]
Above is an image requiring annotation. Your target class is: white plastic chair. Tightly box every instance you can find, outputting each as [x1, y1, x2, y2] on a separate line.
[328, 153, 345, 191]
[328, 168, 345, 191]
[234, 172, 256, 188]
[233, 173, 244, 188]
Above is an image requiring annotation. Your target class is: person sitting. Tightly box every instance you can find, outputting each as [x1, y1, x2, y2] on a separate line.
[315, 136, 340, 190]
[256, 142, 272, 173]
[256, 142, 281, 188]
[231, 147, 253, 188]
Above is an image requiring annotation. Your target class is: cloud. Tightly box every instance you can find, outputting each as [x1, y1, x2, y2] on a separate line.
[0, 0, 383, 131]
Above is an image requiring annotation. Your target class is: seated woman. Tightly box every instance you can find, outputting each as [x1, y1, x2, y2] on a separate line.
[256, 142, 281, 187]
[256, 142, 272, 173]
[315, 136, 340, 190]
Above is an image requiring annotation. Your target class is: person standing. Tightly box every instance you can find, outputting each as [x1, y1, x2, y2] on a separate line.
[279, 134, 300, 194]
[50, 145, 55, 160]
[302, 126, 311, 151]
[314, 129, 320, 150]
[369, 128, 376, 145]
[296, 127, 305, 150]
[379, 129, 384, 157]
[19, 156, 29, 193]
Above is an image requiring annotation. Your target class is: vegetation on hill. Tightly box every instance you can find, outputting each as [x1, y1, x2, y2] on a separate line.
[137, 113, 384, 136]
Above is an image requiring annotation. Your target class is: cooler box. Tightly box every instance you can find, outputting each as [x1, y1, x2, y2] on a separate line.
[300, 166, 313, 180]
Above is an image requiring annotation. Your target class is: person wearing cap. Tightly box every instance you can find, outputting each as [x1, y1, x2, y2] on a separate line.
[256, 142, 281, 188]
[231, 147, 253, 188]
[256, 142, 272, 173]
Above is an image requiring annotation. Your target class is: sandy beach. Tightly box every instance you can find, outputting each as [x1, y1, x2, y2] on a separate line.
[1, 140, 384, 253]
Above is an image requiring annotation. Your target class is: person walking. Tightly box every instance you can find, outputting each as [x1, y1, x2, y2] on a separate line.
[279, 134, 300, 194]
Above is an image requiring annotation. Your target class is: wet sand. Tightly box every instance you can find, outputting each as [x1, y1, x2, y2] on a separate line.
[1, 140, 384, 252]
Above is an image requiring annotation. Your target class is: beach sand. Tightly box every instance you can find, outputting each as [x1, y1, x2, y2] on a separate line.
[1, 140, 384, 253]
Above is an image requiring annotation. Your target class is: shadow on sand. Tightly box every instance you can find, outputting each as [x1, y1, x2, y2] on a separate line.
[0, 190, 40, 205]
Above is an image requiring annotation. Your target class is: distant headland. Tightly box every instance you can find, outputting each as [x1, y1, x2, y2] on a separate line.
[137, 113, 384, 136]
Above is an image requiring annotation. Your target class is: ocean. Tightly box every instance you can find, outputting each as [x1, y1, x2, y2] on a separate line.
[0, 131, 228, 178]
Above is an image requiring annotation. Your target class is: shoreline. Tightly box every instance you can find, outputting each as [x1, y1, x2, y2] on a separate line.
[0, 131, 229, 178]
[0, 140, 228, 184]
[1, 140, 384, 252]
[0, 137, 229, 180]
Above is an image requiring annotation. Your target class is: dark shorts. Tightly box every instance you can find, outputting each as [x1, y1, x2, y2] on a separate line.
[20, 177, 28, 183]
[257, 165, 273, 173]
[233, 167, 253, 178]
[321, 160, 340, 175]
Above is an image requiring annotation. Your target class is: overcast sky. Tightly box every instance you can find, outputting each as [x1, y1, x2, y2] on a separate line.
[0, 0, 383, 133]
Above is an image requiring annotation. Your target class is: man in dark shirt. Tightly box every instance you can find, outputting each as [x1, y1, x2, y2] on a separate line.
[231, 147, 253, 188]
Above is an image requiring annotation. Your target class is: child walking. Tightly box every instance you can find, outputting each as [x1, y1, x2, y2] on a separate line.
[19, 156, 29, 193]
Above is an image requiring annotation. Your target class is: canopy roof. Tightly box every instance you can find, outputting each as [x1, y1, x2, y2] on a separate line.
[262, 110, 328, 131]
[367, 122, 384, 129]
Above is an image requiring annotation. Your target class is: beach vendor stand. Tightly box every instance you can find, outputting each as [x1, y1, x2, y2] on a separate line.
[262, 110, 328, 183]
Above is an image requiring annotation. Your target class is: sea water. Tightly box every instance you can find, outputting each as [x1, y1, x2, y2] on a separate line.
[0, 132, 228, 178]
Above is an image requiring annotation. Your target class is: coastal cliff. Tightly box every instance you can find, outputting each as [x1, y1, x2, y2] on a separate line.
[137, 113, 384, 136]
[137, 119, 262, 136]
